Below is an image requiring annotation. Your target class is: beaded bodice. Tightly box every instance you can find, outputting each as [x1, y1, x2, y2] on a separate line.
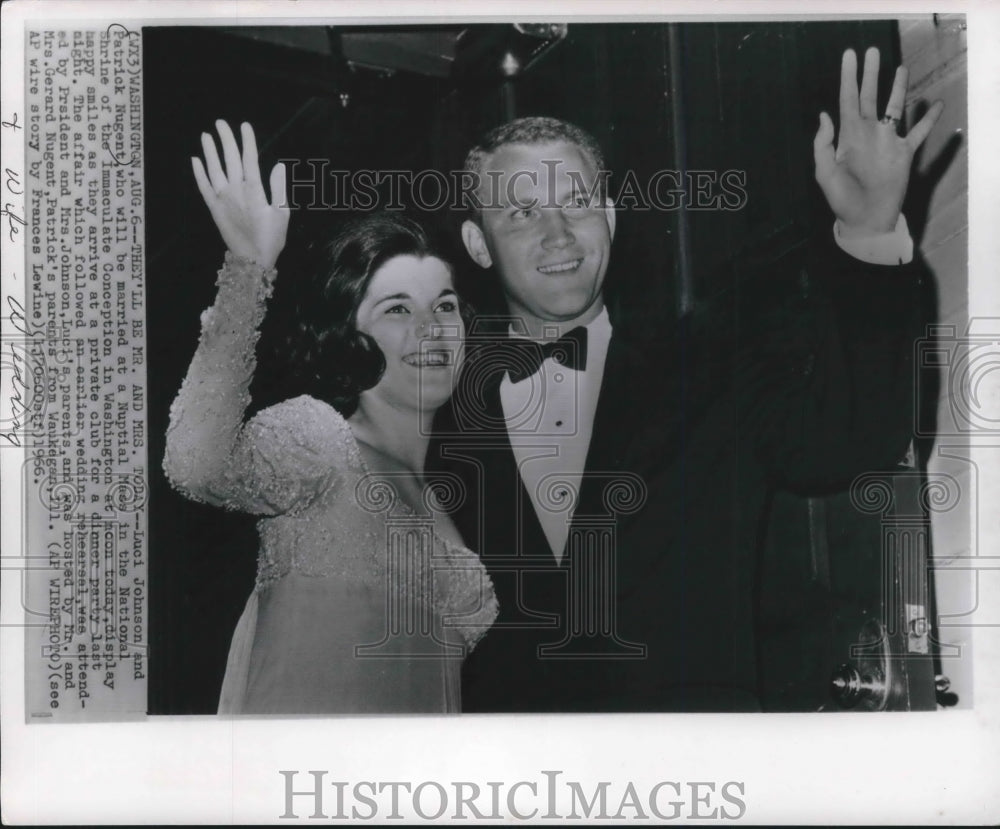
[163, 253, 497, 651]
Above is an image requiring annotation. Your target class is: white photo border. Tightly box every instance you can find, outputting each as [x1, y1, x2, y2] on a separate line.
[2, 0, 998, 824]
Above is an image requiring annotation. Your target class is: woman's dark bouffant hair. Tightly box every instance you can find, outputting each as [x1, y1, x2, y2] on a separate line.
[282, 211, 462, 417]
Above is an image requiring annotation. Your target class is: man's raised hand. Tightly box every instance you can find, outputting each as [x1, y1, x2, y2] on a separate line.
[814, 47, 944, 235]
[192, 120, 289, 270]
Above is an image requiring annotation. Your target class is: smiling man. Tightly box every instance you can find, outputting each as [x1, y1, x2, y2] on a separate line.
[461, 134, 615, 336]
[432, 48, 942, 712]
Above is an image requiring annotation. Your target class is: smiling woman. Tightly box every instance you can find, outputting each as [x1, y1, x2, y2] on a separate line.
[162, 121, 496, 714]
[281, 213, 468, 418]
[353, 255, 464, 410]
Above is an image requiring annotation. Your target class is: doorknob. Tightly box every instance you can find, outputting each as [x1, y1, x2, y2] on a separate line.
[829, 618, 893, 711]
[935, 674, 958, 707]
[830, 662, 888, 709]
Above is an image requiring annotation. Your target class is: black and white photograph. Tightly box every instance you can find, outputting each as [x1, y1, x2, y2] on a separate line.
[145, 17, 967, 716]
[1, 1, 997, 824]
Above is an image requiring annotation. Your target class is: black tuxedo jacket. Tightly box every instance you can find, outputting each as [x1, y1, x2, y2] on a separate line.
[429, 232, 929, 712]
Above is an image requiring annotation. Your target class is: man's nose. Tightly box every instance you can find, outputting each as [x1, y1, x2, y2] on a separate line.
[539, 209, 575, 249]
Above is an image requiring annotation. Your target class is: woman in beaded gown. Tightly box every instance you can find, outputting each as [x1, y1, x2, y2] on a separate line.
[163, 121, 497, 714]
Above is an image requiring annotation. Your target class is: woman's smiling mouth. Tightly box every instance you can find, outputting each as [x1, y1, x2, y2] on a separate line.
[402, 350, 453, 368]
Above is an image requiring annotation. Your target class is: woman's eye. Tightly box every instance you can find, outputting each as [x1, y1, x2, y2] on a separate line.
[511, 206, 535, 221]
[436, 300, 458, 313]
[385, 304, 409, 315]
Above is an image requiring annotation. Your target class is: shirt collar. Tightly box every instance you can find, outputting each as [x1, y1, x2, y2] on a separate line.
[503, 306, 612, 384]
[507, 306, 613, 343]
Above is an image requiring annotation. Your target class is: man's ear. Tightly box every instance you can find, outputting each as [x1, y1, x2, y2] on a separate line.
[604, 197, 617, 241]
[461, 219, 493, 269]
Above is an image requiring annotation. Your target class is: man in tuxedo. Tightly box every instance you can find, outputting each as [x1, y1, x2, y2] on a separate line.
[432, 48, 942, 711]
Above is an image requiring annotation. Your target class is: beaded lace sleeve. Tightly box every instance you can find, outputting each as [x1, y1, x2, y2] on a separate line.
[163, 253, 346, 515]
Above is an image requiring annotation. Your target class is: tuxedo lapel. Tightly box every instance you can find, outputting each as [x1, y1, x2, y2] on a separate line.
[572, 334, 654, 523]
[466, 335, 669, 563]
[582, 335, 636, 472]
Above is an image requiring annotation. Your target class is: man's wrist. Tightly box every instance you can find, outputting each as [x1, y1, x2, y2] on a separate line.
[833, 213, 914, 265]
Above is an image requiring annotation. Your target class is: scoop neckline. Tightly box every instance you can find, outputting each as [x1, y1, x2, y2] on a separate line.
[336, 405, 476, 558]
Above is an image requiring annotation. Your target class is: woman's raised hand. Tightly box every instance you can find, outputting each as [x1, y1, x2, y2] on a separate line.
[192, 120, 289, 270]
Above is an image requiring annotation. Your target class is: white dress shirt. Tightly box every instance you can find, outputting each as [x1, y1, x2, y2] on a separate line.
[500, 307, 613, 562]
[498, 220, 911, 561]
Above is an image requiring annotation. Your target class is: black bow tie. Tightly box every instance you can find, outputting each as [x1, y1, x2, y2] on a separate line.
[506, 326, 589, 384]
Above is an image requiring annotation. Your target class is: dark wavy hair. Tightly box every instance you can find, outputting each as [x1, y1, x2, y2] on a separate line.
[281, 212, 464, 417]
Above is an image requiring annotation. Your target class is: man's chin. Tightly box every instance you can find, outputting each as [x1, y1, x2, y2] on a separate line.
[538, 297, 602, 324]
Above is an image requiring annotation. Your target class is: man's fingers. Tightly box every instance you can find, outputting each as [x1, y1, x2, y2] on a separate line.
[905, 100, 945, 151]
[241, 122, 263, 192]
[885, 65, 908, 119]
[859, 47, 880, 120]
[813, 112, 837, 183]
[839, 48, 860, 125]
[200, 131, 226, 192]
[191, 157, 217, 207]
[215, 119, 242, 186]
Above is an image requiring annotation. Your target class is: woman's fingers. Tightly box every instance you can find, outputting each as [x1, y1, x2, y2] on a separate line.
[241, 122, 263, 192]
[813, 112, 837, 185]
[215, 120, 243, 187]
[268, 162, 288, 211]
[200, 131, 226, 192]
[191, 156, 217, 206]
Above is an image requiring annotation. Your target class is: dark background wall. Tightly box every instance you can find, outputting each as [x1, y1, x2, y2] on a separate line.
[144, 21, 910, 714]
